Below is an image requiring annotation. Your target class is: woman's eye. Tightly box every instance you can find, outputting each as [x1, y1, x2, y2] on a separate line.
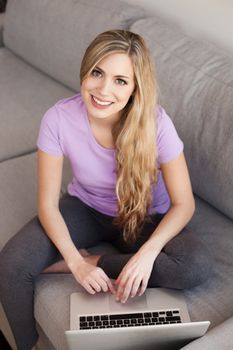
[116, 79, 127, 85]
[91, 69, 102, 77]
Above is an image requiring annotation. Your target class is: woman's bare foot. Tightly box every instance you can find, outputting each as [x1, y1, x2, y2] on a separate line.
[42, 249, 100, 273]
[83, 255, 101, 266]
[79, 248, 101, 266]
[42, 260, 70, 273]
[79, 248, 90, 257]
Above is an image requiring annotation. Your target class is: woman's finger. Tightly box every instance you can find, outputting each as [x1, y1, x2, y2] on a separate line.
[130, 276, 142, 298]
[96, 277, 109, 292]
[82, 281, 96, 295]
[138, 277, 149, 296]
[98, 269, 116, 293]
[89, 279, 102, 292]
[118, 275, 135, 303]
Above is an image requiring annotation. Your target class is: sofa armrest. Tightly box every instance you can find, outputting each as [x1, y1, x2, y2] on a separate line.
[181, 316, 233, 350]
[0, 13, 4, 47]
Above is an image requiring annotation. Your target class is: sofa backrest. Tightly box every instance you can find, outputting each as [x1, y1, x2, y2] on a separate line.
[131, 17, 233, 221]
[3, 0, 144, 91]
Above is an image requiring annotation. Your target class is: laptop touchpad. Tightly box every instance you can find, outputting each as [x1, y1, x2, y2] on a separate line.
[108, 293, 148, 312]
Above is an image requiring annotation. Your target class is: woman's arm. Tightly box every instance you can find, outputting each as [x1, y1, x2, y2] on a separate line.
[142, 152, 195, 255]
[37, 150, 114, 294]
[115, 152, 195, 302]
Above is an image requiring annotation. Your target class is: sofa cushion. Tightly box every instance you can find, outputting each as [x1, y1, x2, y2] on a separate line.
[0, 48, 73, 162]
[0, 153, 72, 250]
[3, 0, 144, 91]
[34, 196, 233, 350]
[181, 316, 233, 350]
[131, 17, 233, 221]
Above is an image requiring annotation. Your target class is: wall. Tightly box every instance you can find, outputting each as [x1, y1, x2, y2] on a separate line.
[124, 0, 233, 54]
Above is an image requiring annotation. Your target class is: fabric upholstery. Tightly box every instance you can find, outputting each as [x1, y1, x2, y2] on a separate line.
[0, 153, 72, 250]
[3, 0, 144, 91]
[131, 17, 233, 221]
[181, 316, 233, 350]
[0, 48, 73, 162]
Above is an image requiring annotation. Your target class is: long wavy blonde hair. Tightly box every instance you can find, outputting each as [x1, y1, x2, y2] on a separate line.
[80, 30, 159, 243]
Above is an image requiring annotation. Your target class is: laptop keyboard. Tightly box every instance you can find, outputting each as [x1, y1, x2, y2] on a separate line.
[79, 310, 181, 330]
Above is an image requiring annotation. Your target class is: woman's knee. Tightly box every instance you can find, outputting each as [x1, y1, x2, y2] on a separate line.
[164, 232, 214, 289]
[175, 236, 213, 289]
[0, 217, 57, 289]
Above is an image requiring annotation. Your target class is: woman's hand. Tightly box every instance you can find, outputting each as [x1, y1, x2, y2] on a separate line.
[69, 258, 115, 295]
[114, 248, 157, 303]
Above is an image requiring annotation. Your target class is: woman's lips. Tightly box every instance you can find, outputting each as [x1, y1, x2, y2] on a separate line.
[91, 95, 113, 109]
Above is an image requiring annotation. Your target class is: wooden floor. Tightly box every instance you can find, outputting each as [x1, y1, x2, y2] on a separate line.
[0, 331, 12, 350]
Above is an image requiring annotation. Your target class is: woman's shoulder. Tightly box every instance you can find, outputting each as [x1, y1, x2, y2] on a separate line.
[155, 104, 184, 163]
[156, 104, 170, 122]
[54, 92, 84, 111]
[42, 93, 85, 122]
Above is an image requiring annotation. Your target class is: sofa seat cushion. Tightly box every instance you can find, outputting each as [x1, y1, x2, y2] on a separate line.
[34, 197, 233, 350]
[0, 48, 73, 162]
[181, 315, 233, 350]
[4, 0, 144, 91]
[184, 197, 233, 327]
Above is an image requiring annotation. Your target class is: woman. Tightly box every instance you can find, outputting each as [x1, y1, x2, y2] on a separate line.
[0, 30, 212, 350]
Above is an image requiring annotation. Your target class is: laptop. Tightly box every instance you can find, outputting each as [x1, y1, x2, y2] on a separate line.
[65, 287, 210, 350]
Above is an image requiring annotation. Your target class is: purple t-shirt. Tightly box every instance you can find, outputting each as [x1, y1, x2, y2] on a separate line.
[37, 93, 183, 216]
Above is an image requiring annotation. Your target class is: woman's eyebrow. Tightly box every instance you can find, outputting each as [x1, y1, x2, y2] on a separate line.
[95, 66, 130, 79]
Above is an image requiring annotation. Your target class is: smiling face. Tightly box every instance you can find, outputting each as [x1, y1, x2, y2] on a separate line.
[81, 53, 135, 125]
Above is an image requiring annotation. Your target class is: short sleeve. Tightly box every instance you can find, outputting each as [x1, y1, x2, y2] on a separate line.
[157, 106, 184, 164]
[37, 105, 63, 156]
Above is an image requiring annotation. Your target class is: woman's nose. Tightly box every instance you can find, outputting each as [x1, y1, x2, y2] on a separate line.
[98, 78, 112, 96]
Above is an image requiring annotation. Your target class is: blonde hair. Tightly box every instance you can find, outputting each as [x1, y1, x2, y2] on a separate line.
[80, 30, 158, 243]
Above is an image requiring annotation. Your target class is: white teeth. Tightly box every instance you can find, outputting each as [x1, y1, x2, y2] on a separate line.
[92, 96, 112, 106]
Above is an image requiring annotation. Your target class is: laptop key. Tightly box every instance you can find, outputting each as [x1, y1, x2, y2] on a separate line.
[101, 315, 108, 321]
[166, 316, 181, 322]
[131, 319, 137, 324]
[166, 311, 173, 317]
[80, 322, 88, 327]
[110, 313, 143, 320]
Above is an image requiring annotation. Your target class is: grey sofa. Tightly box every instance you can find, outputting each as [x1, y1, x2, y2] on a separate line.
[0, 1, 233, 349]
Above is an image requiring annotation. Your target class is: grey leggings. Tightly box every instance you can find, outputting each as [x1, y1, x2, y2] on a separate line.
[0, 194, 212, 350]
